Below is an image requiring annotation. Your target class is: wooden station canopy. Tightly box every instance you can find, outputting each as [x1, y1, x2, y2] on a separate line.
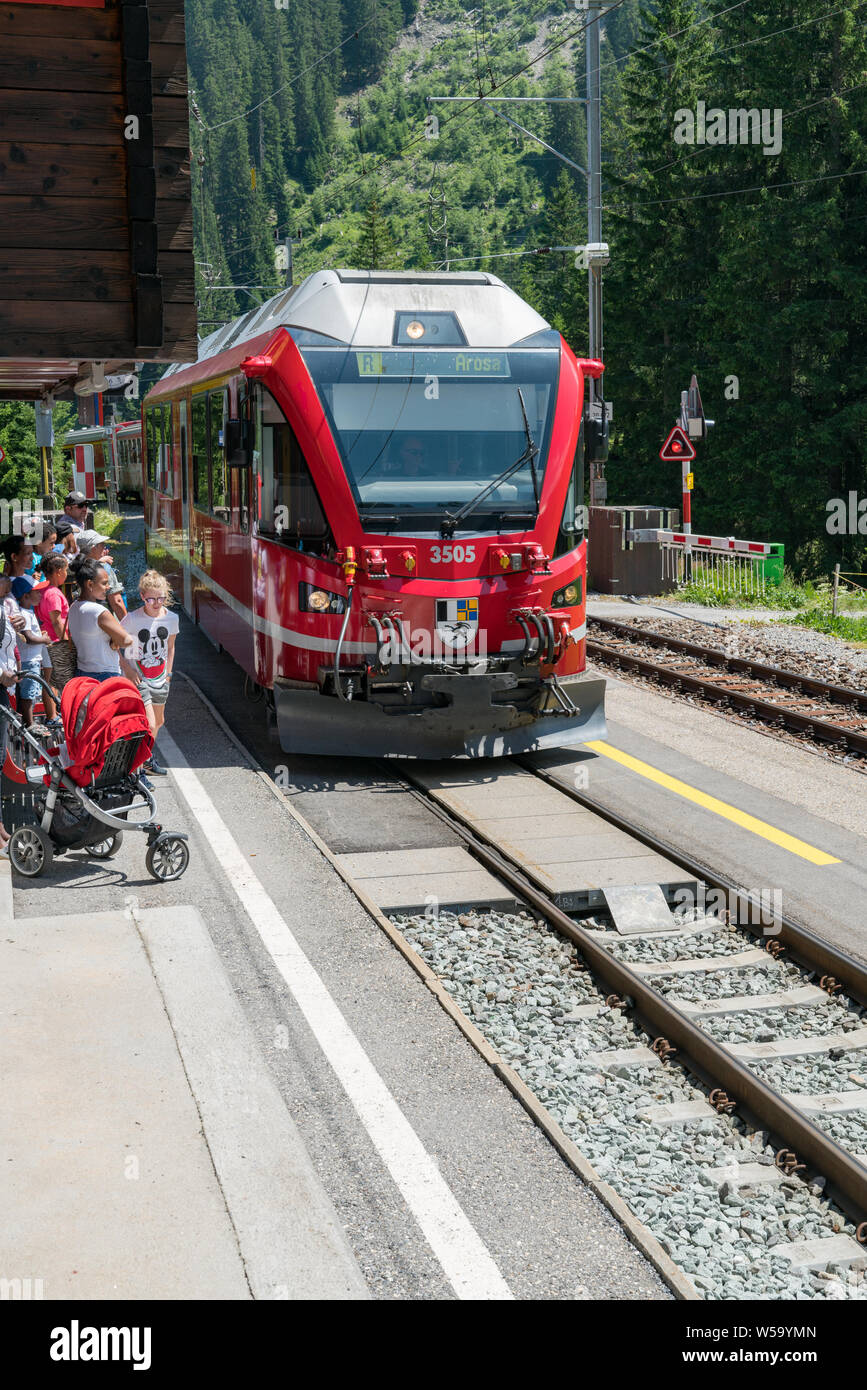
[0, 0, 197, 400]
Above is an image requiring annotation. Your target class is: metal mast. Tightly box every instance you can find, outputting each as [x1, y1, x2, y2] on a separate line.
[585, 0, 607, 507]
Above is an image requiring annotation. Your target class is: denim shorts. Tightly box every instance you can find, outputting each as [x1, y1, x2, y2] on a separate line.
[19, 659, 44, 702]
[75, 669, 119, 684]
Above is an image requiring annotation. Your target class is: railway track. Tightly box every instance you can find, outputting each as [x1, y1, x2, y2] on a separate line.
[586, 616, 867, 760]
[377, 758, 867, 1298]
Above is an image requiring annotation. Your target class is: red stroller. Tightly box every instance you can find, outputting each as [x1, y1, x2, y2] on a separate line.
[2, 674, 189, 881]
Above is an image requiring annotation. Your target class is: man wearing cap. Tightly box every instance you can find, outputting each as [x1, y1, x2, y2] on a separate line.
[62, 491, 89, 532]
[75, 530, 127, 621]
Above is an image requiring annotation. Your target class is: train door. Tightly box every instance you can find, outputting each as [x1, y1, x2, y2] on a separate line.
[225, 377, 254, 673]
[179, 398, 192, 615]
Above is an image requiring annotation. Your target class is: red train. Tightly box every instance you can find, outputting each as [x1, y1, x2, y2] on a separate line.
[143, 269, 606, 757]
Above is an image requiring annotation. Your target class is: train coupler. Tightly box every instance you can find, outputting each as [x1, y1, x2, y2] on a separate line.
[511, 607, 574, 666]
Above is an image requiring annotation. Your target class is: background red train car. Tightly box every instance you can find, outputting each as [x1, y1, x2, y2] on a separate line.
[143, 269, 606, 757]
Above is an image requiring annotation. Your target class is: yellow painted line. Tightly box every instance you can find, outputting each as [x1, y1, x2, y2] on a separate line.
[585, 741, 840, 866]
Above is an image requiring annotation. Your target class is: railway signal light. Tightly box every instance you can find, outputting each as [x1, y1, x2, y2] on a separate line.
[659, 424, 696, 463]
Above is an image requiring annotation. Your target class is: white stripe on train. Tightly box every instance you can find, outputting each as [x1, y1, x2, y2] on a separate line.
[145, 525, 586, 657]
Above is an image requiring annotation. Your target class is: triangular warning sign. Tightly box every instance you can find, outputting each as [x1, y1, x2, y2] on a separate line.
[659, 424, 696, 462]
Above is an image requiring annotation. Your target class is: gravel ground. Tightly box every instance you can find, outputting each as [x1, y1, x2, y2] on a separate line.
[393, 907, 867, 1301]
[106, 504, 147, 599]
[597, 615, 867, 693]
[752, 1052, 867, 1096]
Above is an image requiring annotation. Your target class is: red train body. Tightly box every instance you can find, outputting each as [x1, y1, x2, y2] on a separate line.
[144, 269, 606, 757]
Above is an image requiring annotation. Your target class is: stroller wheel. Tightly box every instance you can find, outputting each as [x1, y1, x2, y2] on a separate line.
[146, 834, 190, 883]
[86, 831, 124, 860]
[8, 826, 53, 877]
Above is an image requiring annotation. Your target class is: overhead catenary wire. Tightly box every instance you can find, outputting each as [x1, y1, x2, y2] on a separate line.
[605, 164, 867, 213]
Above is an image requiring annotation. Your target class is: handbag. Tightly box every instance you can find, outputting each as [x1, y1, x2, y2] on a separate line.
[49, 611, 78, 691]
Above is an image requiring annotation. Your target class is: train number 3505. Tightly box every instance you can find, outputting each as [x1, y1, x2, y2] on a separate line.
[429, 544, 476, 563]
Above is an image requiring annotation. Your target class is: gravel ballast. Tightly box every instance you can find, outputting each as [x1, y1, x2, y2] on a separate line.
[392, 907, 867, 1301]
[597, 615, 867, 693]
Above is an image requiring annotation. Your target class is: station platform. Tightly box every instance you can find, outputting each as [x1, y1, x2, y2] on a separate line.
[544, 667, 867, 959]
[1, 653, 669, 1302]
[0, 888, 367, 1300]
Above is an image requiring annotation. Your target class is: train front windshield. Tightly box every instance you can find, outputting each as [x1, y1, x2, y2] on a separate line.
[301, 347, 560, 527]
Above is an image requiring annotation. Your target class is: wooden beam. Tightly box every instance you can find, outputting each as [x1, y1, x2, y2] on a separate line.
[162, 301, 197, 356]
[0, 90, 124, 145]
[0, 249, 130, 300]
[0, 143, 125, 198]
[150, 41, 187, 96]
[153, 95, 191, 148]
[0, 195, 128, 247]
[0, 300, 136, 356]
[0, 3, 120, 42]
[0, 37, 121, 92]
[157, 199, 193, 252]
[146, 0, 184, 46]
[158, 250, 195, 303]
[155, 146, 191, 200]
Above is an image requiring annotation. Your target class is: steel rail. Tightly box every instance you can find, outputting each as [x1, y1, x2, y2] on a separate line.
[522, 757, 867, 1011]
[391, 765, 867, 1225]
[590, 616, 867, 711]
[587, 638, 867, 757]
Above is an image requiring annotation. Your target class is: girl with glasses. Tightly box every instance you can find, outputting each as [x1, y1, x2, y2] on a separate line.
[120, 571, 178, 778]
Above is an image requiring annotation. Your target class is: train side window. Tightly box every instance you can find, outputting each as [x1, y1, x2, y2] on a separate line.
[179, 400, 188, 506]
[191, 393, 208, 509]
[144, 403, 158, 488]
[209, 389, 229, 523]
[162, 405, 176, 497]
[554, 426, 585, 558]
[258, 422, 329, 546]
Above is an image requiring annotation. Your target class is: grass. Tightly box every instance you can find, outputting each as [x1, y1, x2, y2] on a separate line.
[93, 507, 124, 540]
[678, 572, 821, 610]
[668, 568, 867, 643]
[782, 608, 867, 645]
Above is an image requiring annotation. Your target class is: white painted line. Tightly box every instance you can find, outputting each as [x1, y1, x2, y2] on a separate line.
[159, 729, 513, 1302]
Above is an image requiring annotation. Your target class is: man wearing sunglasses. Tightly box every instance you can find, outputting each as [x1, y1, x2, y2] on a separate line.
[62, 491, 90, 532]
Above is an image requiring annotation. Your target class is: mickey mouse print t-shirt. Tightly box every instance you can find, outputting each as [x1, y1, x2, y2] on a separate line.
[121, 606, 179, 691]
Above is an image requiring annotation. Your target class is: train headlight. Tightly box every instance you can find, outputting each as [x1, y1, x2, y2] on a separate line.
[300, 583, 347, 614]
[552, 579, 582, 607]
[405, 320, 425, 340]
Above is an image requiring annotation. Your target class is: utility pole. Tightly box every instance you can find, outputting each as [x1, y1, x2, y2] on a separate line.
[429, 1, 613, 502]
[584, 0, 609, 508]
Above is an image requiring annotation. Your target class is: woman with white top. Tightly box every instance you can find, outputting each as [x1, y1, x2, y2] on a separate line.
[66, 558, 133, 682]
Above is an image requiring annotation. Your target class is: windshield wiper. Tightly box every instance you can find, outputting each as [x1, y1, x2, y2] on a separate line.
[441, 388, 540, 539]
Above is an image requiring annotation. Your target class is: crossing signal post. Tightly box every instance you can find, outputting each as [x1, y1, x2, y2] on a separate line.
[659, 424, 696, 535]
[660, 375, 714, 538]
